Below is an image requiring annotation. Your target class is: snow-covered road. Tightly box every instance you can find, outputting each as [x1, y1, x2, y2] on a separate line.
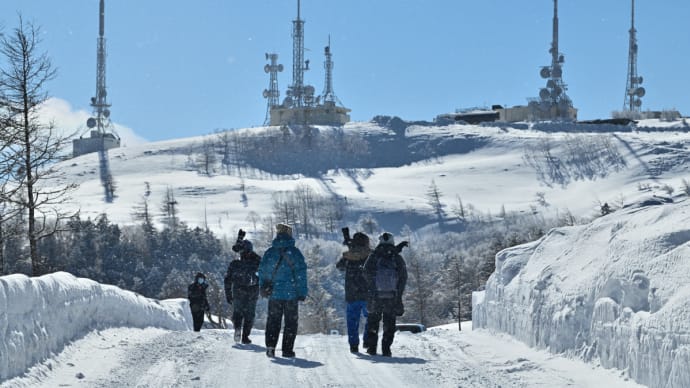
[3, 322, 643, 388]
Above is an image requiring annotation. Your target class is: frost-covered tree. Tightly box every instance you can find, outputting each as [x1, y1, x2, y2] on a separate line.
[358, 213, 379, 236]
[301, 244, 340, 333]
[404, 247, 434, 327]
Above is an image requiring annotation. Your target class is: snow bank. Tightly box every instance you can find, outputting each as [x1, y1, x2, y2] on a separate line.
[0, 272, 191, 381]
[473, 196, 690, 388]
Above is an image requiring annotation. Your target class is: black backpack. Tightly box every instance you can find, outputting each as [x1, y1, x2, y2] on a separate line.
[375, 255, 398, 298]
[227, 261, 259, 288]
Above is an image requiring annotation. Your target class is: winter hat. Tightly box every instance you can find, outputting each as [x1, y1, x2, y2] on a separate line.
[351, 232, 370, 248]
[276, 223, 293, 237]
[378, 232, 395, 246]
[195, 272, 206, 280]
[240, 240, 253, 253]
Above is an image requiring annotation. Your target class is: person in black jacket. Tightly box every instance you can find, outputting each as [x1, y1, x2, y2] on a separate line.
[363, 232, 407, 357]
[336, 230, 371, 353]
[188, 272, 210, 332]
[224, 238, 261, 344]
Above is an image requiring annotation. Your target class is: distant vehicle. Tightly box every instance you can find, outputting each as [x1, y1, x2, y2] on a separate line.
[395, 323, 426, 333]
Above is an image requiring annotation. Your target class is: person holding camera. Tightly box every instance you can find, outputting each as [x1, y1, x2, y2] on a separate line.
[336, 227, 372, 353]
[224, 229, 261, 344]
[258, 223, 308, 358]
[188, 272, 210, 332]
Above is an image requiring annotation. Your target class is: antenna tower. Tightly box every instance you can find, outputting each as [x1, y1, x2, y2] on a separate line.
[87, 0, 116, 202]
[624, 0, 645, 112]
[536, 0, 573, 119]
[285, 0, 314, 108]
[263, 53, 283, 125]
[322, 36, 343, 106]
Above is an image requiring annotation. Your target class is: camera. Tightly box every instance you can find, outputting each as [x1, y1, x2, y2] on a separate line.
[341, 227, 350, 245]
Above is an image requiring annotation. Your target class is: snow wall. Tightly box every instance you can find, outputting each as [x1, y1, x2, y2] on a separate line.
[473, 197, 690, 388]
[0, 272, 191, 381]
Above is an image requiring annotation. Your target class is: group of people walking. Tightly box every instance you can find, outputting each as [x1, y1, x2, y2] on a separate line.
[187, 223, 408, 359]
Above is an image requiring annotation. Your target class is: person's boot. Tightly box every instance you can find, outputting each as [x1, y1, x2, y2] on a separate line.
[382, 347, 392, 357]
[266, 347, 276, 357]
[282, 349, 296, 358]
[350, 345, 359, 353]
[241, 336, 252, 344]
[233, 328, 241, 343]
[366, 346, 377, 356]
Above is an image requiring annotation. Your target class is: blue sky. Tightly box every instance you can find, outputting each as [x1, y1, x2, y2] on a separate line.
[0, 1, 688, 142]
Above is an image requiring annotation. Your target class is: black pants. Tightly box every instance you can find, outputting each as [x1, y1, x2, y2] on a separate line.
[265, 299, 299, 352]
[232, 292, 258, 338]
[191, 308, 205, 332]
[364, 298, 397, 352]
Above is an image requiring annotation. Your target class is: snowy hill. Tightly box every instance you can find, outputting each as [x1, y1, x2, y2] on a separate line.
[56, 118, 690, 239]
[473, 195, 690, 388]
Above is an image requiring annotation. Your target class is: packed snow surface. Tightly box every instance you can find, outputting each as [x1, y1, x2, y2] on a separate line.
[473, 196, 690, 388]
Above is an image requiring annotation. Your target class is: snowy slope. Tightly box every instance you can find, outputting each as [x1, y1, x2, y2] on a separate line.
[473, 195, 690, 388]
[0, 272, 644, 387]
[54, 119, 690, 239]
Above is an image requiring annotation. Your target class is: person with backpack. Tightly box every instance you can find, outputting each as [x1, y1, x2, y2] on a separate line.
[336, 228, 371, 353]
[363, 232, 408, 357]
[258, 223, 308, 358]
[188, 272, 210, 332]
[224, 229, 261, 344]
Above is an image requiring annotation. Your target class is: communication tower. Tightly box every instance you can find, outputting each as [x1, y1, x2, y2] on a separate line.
[84, 0, 119, 202]
[263, 53, 283, 125]
[284, 0, 316, 108]
[266, 0, 350, 126]
[321, 36, 343, 106]
[624, 0, 645, 112]
[530, 0, 575, 120]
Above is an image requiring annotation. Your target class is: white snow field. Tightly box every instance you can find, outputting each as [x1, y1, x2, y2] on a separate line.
[0, 273, 643, 388]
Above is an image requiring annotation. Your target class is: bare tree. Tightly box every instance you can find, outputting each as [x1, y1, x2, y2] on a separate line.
[160, 186, 179, 230]
[245, 211, 260, 231]
[450, 194, 466, 221]
[0, 17, 77, 275]
[426, 179, 445, 222]
[197, 136, 217, 176]
[215, 129, 233, 175]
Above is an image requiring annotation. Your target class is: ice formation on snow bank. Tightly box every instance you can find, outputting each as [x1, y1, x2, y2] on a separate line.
[0, 272, 191, 381]
[473, 196, 690, 388]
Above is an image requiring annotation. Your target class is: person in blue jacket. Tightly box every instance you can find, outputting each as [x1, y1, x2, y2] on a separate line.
[258, 223, 308, 358]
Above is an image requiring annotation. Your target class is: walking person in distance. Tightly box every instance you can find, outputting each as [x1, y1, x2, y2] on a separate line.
[188, 272, 210, 332]
[224, 229, 261, 344]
